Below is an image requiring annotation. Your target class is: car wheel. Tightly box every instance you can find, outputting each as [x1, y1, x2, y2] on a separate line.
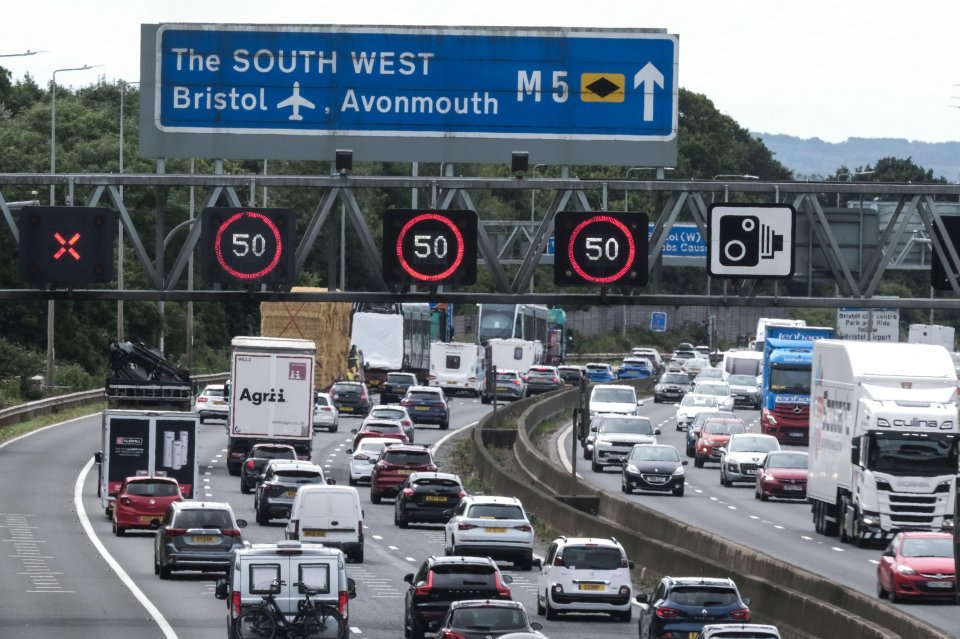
[673, 485, 684, 497]
[348, 475, 357, 486]
[582, 447, 591, 460]
[240, 481, 252, 495]
[256, 508, 268, 526]
[694, 456, 704, 468]
[370, 491, 381, 505]
[685, 444, 694, 458]
[591, 458, 602, 473]
[352, 547, 364, 563]
[621, 479, 632, 494]
[877, 579, 889, 599]
[159, 562, 172, 580]
[410, 615, 425, 639]
[721, 470, 731, 487]
[518, 552, 533, 571]
[888, 585, 899, 604]
[112, 519, 125, 537]
[545, 596, 559, 621]
[396, 509, 409, 529]
[153, 555, 160, 575]
[615, 607, 632, 622]
[440, 419, 449, 430]
[329, 423, 338, 433]
[759, 489, 769, 502]
[536, 594, 546, 616]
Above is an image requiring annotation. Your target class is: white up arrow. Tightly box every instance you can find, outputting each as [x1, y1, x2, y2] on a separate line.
[633, 62, 664, 122]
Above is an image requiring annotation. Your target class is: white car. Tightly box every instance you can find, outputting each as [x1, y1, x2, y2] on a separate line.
[587, 414, 660, 472]
[364, 404, 416, 443]
[720, 434, 781, 487]
[691, 381, 735, 412]
[312, 392, 339, 432]
[534, 536, 634, 621]
[588, 384, 643, 418]
[675, 393, 720, 430]
[346, 437, 400, 485]
[444, 495, 535, 570]
[194, 383, 229, 422]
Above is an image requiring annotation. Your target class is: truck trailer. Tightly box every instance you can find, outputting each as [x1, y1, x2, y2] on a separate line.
[808, 340, 958, 547]
[226, 336, 316, 475]
[760, 325, 835, 444]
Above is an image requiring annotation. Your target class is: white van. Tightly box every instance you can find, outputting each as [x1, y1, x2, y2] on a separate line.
[428, 342, 486, 396]
[285, 485, 364, 563]
[720, 350, 764, 381]
[215, 540, 356, 639]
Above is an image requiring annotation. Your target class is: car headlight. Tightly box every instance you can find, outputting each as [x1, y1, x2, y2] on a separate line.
[655, 385, 664, 391]
[672, 466, 685, 476]
[896, 564, 917, 576]
[763, 474, 775, 482]
[626, 464, 639, 473]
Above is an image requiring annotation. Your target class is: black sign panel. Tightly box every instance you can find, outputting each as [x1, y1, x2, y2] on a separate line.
[106, 417, 151, 496]
[931, 216, 960, 290]
[553, 211, 648, 286]
[382, 209, 478, 285]
[201, 208, 296, 287]
[19, 206, 115, 284]
[153, 418, 197, 498]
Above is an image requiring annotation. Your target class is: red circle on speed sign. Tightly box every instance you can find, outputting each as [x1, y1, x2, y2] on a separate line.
[566, 215, 637, 284]
[395, 213, 465, 282]
[214, 211, 284, 280]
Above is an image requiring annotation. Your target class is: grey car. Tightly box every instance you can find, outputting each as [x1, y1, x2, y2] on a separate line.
[153, 501, 246, 579]
[726, 374, 762, 409]
[254, 460, 330, 524]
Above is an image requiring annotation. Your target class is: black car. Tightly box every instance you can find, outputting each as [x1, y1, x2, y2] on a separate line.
[653, 372, 693, 403]
[685, 411, 738, 458]
[621, 444, 688, 496]
[254, 460, 330, 525]
[395, 471, 467, 527]
[330, 380, 373, 417]
[557, 365, 585, 385]
[429, 599, 543, 639]
[403, 556, 514, 639]
[523, 366, 563, 395]
[239, 443, 298, 494]
[380, 371, 419, 404]
[637, 576, 752, 639]
[483, 369, 525, 403]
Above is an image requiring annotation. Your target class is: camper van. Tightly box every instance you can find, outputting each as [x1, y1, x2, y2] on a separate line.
[428, 342, 485, 396]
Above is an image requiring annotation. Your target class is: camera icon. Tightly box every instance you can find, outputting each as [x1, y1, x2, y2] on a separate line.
[718, 214, 784, 267]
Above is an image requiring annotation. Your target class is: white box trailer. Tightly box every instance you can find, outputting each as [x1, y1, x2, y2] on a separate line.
[99, 410, 200, 510]
[227, 336, 316, 475]
[907, 324, 956, 352]
[485, 338, 543, 374]
[808, 340, 958, 546]
[428, 342, 486, 396]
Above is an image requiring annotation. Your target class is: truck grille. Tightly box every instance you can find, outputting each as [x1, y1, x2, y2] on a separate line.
[773, 405, 808, 425]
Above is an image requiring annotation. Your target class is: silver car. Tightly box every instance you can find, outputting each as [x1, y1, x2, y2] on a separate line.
[720, 434, 781, 486]
[153, 501, 246, 579]
[691, 381, 735, 412]
[347, 437, 400, 485]
[312, 391, 339, 432]
[587, 414, 661, 471]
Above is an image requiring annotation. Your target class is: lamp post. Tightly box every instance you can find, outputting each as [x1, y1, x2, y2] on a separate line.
[50, 64, 101, 205]
[529, 164, 547, 293]
[0, 49, 44, 58]
[624, 167, 672, 211]
[46, 63, 100, 390]
[117, 80, 139, 341]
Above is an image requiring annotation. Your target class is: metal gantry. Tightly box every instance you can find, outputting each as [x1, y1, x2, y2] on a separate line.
[2, 172, 960, 309]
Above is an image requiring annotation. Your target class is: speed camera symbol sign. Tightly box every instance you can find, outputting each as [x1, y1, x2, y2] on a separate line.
[707, 204, 795, 278]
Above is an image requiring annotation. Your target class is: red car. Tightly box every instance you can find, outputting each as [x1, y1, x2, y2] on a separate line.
[369, 444, 437, 504]
[351, 420, 410, 450]
[754, 450, 808, 501]
[112, 476, 183, 536]
[694, 418, 746, 468]
[877, 532, 956, 603]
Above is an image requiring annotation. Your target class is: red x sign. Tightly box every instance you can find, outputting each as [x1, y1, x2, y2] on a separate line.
[53, 232, 81, 260]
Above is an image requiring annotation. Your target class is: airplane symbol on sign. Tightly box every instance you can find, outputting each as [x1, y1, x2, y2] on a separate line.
[277, 82, 315, 121]
[53, 232, 81, 260]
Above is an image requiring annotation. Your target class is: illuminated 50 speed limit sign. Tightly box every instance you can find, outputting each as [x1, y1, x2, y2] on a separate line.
[200, 208, 297, 286]
[382, 209, 478, 285]
[553, 211, 648, 286]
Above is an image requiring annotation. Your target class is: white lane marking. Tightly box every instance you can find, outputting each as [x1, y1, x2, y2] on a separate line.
[801, 536, 813, 541]
[773, 525, 784, 530]
[556, 425, 584, 478]
[831, 547, 846, 552]
[405, 556, 416, 562]
[388, 545, 399, 551]
[372, 535, 383, 540]
[749, 515, 760, 520]
[728, 506, 737, 510]
[868, 559, 880, 565]
[75, 456, 178, 638]
[350, 627, 362, 634]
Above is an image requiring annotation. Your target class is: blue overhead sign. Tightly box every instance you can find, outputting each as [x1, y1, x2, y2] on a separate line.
[648, 223, 706, 258]
[140, 24, 678, 165]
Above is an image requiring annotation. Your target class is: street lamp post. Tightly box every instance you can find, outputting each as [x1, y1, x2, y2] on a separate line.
[50, 64, 101, 205]
[624, 167, 672, 211]
[0, 49, 44, 58]
[117, 80, 139, 341]
[529, 164, 547, 293]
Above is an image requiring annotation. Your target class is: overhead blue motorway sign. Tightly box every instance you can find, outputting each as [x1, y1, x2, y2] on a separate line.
[649, 223, 705, 258]
[140, 24, 678, 165]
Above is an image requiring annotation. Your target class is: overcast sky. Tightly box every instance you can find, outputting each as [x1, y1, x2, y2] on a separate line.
[3, 0, 958, 144]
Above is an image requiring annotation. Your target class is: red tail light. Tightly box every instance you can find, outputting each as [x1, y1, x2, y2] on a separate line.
[552, 377, 560, 383]
[163, 527, 187, 538]
[620, 556, 629, 568]
[494, 572, 512, 598]
[402, 488, 415, 497]
[319, 406, 332, 412]
[197, 396, 208, 403]
[401, 400, 412, 406]
[232, 591, 242, 615]
[457, 522, 476, 530]
[655, 606, 681, 619]
[415, 570, 434, 596]
[245, 459, 256, 470]
[457, 490, 467, 498]
[730, 608, 751, 621]
[439, 632, 467, 639]
[553, 553, 564, 566]
[523, 376, 530, 382]
[513, 380, 521, 386]
[514, 524, 532, 532]
[402, 420, 412, 426]
[337, 590, 349, 616]
[221, 528, 242, 537]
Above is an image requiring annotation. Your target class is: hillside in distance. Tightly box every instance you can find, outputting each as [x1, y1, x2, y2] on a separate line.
[756, 133, 960, 182]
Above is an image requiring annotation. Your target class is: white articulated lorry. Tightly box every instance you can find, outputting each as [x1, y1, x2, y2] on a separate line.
[808, 340, 958, 547]
[226, 337, 316, 475]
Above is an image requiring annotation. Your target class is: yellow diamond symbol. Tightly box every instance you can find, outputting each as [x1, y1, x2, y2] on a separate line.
[581, 73, 625, 102]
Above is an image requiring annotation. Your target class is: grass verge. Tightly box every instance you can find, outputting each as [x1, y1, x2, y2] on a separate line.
[0, 402, 105, 446]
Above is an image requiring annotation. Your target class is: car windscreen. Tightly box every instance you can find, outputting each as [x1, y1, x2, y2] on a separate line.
[670, 586, 740, 606]
[408, 391, 442, 401]
[766, 452, 808, 469]
[727, 375, 758, 386]
[729, 437, 779, 453]
[387, 373, 415, 383]
[431, 564, 496, 587]
[413, 477, 461, 489]
[275, 470, 323, 481]
[365, 423, 402, 434]
[592, 388, 636, 403]
[560, 546, 623, 570]
[371, 409, 406, 420]
[662, 374, 689, 384]
[682, 395, 717, 407]
[383, 451, 432, 465]
[332, 384, 361, 394]
[451, 607, 526, 631]
[357, 442, 387, 456]
[204, 388, 225, 398]
[254, 448, 296, 459]
[527, 370, 556, 378]
[126, 481, 179, 496]
[175, 509, 233, 529]
[697, 385, 730, 396]
[703, 421, 746, 435]
[315, 395, 330, 406]
[901, 537, 953, 558]
[466, 504, 524, 520]
[630, 447, 680, 462]
[496, 372, 518, 380]
[601, 418, 653, 434]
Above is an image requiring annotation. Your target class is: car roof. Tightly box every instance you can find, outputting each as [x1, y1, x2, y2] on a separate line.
[410, 471, 460, 481]
[666, 576, 738, 588]
[553, 536, 623, 548]
[123, 475, 179, 483]
[354, 437, 401, 448]
[332, 380, 364, 386]
[362, 419, 403, 428]
[202, 384, 225, 391]
[496, 369, 521, 375]
[591, 384, 633, 391]
[407, 385, 441, 393]
[171, 500, 233, 511]
[428, 554, 499, 567]
[463, 495, 521, 505]
[384, 444, 433, 453]
[252, 442, 297, 450]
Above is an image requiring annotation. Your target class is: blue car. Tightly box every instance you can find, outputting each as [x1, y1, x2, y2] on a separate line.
[584, 362, 616, 383]
[617, 357, 655, 379]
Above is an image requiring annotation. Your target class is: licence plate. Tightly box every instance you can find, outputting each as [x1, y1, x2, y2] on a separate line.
[788, 432, 805, 437]
[425, 495, 447, 502]
[192, 535, 216, 543]
[445, 381, 457, 385]
[688, 633, 699, 639]
[784, 484, 804, 491]
[304, 530, 327, 538]
[285, 490, 297, 497]
[340, 406, 353, 412]
[485, 527, 507, 533]
[139, 515, 157, 522]
[398, 469, 414, 475]
[647, 476, 667, 484]
[415, 406, 430, 411]
[745, 469, 756, 475]
[927, 581, 953, 588]
[578, 583, 604, 591]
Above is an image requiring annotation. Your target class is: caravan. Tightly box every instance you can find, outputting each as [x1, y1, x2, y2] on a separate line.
[428, 342, 486, 396]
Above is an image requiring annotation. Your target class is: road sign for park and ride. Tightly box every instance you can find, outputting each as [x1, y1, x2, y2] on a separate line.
[139, 24, 678, 165]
